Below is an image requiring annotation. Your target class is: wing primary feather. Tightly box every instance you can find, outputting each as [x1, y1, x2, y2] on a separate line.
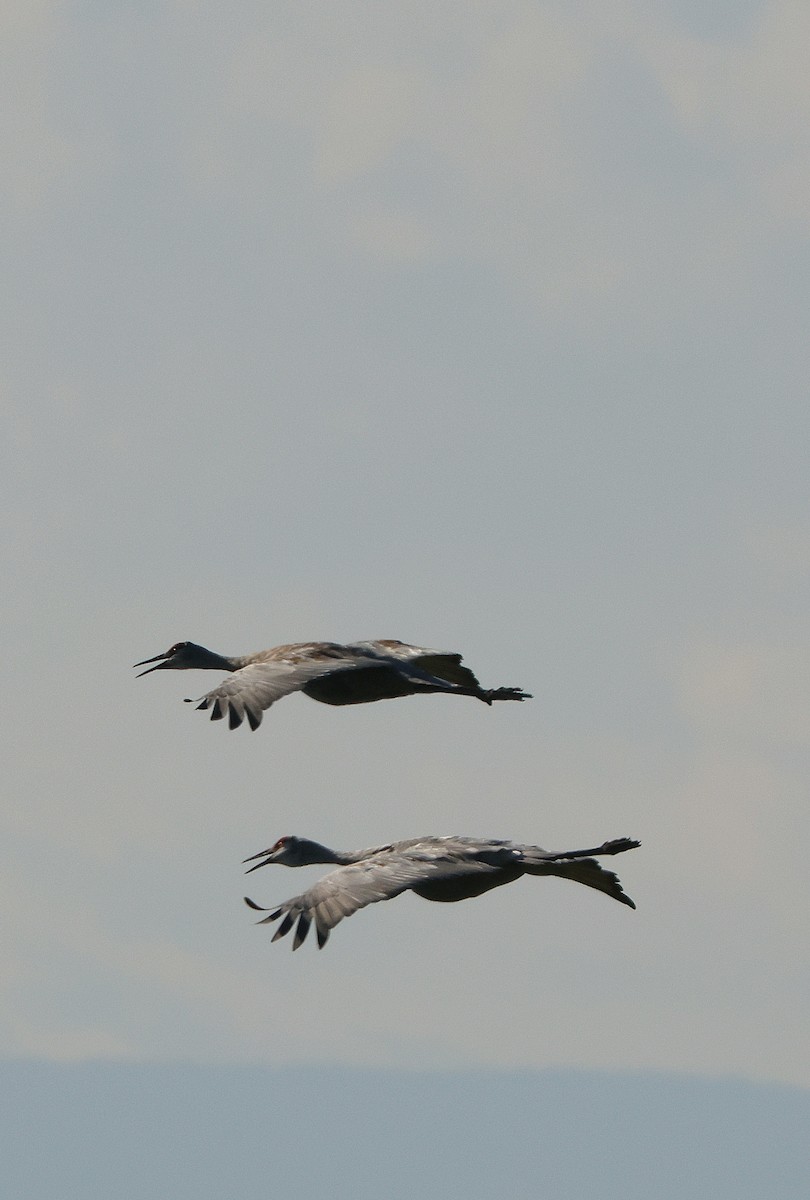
[293, 913, 311, 950]
[272, 911, 296, 942]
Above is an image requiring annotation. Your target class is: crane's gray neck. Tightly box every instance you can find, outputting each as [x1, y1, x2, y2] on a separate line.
[193, 646, 240, 672]
[297, 840, 363, 866]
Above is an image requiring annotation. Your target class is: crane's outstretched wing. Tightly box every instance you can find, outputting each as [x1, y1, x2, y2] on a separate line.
[192, 640, 529, 728]
[189, 643, 406, 730]
[303, 641, 530, 706]
[190, 656, 355, 730]
[356, 642, 531, 700]
[244, 847, 513, 949]
[350, 642, 481, 688]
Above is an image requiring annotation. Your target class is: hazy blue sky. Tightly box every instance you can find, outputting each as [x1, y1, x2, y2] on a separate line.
[3, 1, 809, 1181]
[5, 1064, 809, 1200]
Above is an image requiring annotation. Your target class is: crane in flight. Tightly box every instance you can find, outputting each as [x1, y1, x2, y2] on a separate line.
[243, 833, 640, 949]
[134, 638, 531, 730]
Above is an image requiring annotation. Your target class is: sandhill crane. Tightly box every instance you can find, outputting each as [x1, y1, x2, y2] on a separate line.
[243, 834, 640, 949]
[134, 639, 531, 730]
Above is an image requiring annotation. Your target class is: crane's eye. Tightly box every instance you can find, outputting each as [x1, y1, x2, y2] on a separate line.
[273, 837, 289, 850]
[169, 642, 188, 654]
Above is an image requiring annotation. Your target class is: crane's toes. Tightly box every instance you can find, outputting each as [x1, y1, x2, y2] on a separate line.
[485, 687, 532, 703]
[603, 838, 641, 855]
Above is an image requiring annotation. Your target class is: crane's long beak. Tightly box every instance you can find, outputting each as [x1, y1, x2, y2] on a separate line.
[133, 653, 171, 677]
[243, 848, 275, 873]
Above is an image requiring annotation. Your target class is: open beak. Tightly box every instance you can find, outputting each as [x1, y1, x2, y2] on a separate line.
[243, 848, 275, 873]
[133, 652, 171, 677]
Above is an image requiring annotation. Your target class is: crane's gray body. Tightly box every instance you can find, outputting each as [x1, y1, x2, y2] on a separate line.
[135, 639, 531, 730]
[243, 834, 640, 949]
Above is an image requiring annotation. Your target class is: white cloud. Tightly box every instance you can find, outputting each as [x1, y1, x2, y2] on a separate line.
[640, 0, 810, 223]
[211, 0, 807, 324]
[672, 638, 810, 748]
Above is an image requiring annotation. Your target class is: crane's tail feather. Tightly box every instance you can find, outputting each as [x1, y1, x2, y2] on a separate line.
[540, 860, 637, 908]
[521, 838, 639, 908]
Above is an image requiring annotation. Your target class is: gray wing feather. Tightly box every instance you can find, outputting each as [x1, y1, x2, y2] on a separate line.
[193, 654, 387, 730]
[246, 850, 510, 949]
[349, 642, 482, 690]
[193, 643, 483, 728]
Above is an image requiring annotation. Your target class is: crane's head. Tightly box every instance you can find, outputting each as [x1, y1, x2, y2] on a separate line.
[243, 836, 300, 872]
[243, 836, 332, 871]
[134, 641, 211, 675]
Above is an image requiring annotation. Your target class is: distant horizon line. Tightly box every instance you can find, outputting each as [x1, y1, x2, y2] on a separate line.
[3, 1057, 807, 1095]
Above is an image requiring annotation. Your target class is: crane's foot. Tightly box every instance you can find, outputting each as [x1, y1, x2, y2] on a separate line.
[481, 687, 532, 703]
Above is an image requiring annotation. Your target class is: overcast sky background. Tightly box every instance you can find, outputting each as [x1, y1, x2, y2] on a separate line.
[3, 1, 809, 1189]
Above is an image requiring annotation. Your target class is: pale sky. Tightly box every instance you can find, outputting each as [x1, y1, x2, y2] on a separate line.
[3, 0, 810, 1121]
